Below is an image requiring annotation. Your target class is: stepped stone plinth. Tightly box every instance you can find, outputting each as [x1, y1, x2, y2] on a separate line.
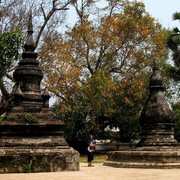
[104, 62, 180, 168]
[0, 13, 79, 173]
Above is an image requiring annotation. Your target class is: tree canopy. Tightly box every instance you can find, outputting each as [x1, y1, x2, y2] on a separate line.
[39, 0, 169, 142]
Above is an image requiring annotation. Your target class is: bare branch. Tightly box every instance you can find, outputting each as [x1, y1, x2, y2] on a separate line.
[5, 73, 15, 82]
[35, 0, 71, 46]
[41, 4, 47, 21]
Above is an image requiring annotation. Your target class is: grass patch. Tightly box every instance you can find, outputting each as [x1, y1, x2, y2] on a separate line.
[80, 154, 108, 163]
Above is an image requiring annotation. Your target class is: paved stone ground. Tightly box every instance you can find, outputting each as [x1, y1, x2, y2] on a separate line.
[1, 163, 180, 180]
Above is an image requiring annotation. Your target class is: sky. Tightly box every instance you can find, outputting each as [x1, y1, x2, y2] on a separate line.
[141, 0, 180, 29]
[67, 0, 180, 29]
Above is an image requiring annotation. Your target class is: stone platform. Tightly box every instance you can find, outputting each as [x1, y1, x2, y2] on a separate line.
[0, 112, 79, 173]
[0, 147, 79, 173]
[104, 148, 180, 169]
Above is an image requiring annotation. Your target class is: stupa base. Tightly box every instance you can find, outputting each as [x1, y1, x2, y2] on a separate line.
[104, 149, 180, 169]
[0, 147, 79, 173]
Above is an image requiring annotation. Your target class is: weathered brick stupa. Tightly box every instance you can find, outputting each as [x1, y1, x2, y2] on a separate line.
[104, 62, 180, 168]
[0, 14, 79, 173]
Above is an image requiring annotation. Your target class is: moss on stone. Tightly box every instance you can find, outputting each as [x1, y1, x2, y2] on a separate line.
[8, 114, 38, 123]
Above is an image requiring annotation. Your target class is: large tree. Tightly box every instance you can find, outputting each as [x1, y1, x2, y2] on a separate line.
[39, 0, 169, 142]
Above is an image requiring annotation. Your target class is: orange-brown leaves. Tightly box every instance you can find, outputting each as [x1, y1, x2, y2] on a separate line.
[39, 0, 169, 115]
[39, 35, 81, 104]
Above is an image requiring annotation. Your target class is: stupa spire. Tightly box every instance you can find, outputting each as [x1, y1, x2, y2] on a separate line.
[24, 10, 36, 52]
[13, 12, 43, 112]
[149, 61, 164, 91]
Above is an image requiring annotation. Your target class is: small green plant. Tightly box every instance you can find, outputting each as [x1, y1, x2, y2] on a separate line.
[22, 163, 32, 173]
[9, 114, 38, 123]
[23, 114, 37, 123]
[0, 116, 6, 123]
[22, 158, 35, 173]
[9, 115, 18, 121]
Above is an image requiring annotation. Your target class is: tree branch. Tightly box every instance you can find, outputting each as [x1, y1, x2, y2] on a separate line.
[35, 0, 71, 46]
[5, 73, 15, 82]
[41, 4, 47, 21]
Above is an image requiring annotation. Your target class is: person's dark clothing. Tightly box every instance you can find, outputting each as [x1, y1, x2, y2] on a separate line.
[87, 139, 96, 163]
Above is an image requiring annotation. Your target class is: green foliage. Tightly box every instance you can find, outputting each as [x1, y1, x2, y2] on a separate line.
[52, 69, 145, 143]
[81, 70, 117, 116]
[116, 113, 141, 142]
[101, 130, 120, 141]
[52, 100, 99, 143]
[0, 30, 24, 78]
[173, 12, 180, 21]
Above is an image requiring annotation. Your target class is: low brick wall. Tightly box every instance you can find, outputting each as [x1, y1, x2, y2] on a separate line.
[96, 141, 130, 152]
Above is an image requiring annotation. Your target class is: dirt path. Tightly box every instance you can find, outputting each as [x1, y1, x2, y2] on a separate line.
[1, 163, 180, 180]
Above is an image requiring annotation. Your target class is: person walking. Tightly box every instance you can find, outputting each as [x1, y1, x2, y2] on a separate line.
[87, 135, 96, 167]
